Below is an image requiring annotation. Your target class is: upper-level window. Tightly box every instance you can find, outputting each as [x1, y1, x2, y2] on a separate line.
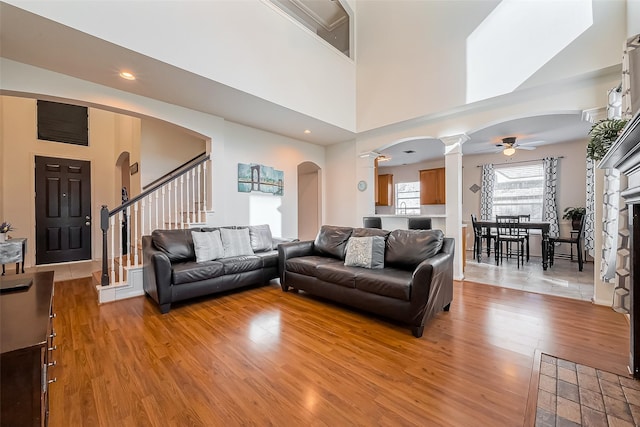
[37, 100, 88, 146]
[270, 0, 351, 58]
[492, 163, 544, 221]
[395, 182, 421, 215]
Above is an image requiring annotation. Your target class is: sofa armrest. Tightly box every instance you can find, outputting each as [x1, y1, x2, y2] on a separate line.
[277, 240, 314, 284]
[142, 236, 173, 311]
[409, 238, 454, 327]
[272, 236, 299, 247]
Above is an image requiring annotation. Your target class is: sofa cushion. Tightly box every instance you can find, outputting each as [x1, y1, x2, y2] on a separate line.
[253, 249, 278, 269]
[220, 255, 263, 275]
[315, 263, 358, 288]
[220, 228, 255, 258]
[313, 225, 353, 260]
[344, 236, 385, 269]
[385, 229, 444, 270]
[152, 229, 195, 262]
[172, 260, 225, 285]
[191, 230, 224, 262]
[355, 267, 412, 301]
[248, 224, 273, 252]
[351, 227, 391, 239]
[285, 256, 341, 277]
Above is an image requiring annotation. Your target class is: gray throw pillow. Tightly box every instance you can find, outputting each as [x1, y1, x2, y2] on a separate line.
[344, 236, 385, 269]
[248, 224, 273, 252]
[220, 227, 254, 258]
[191, 230, 224, 263]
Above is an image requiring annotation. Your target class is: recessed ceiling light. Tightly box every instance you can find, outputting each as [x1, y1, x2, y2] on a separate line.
[304, 129, 311, 134]
[119, 71, 136, 81]
[403, 150, 415, 154]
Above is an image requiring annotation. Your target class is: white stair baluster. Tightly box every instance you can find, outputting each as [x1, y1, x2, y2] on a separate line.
[126, 206, 131, 269]
[134, 202, 139, 266]
[161, 185, 166, 228]
[180, 175, 185, 229]
[110, 216, 115, 286]
[186, 172, 190, 226]
[148, 194, 153, 233]
[191, 169, 196, 223]
[203, 162, 207, 222]
[197, 164, 202, 223]
[167, 182, 172, 230]
[118, 210, 124, 282]
[154, 191, 159, 231]
[174, 179, 178, 230]
[141, 198, 146, 237]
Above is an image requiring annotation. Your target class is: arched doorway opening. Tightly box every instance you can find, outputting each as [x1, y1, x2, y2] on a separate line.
[298, 162, 322, 240]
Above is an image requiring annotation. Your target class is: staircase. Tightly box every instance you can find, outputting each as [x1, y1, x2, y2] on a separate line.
[94, 154, 210, 303]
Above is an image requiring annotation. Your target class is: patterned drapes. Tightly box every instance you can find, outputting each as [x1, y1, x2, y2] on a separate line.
[480, 164, 494, 220]
[585, 157, 595, 255]
[601, 168, 621, 282]
[542, 157, 559, 238]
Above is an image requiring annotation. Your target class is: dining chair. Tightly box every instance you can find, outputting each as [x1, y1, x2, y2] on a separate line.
[494, 216, 526, 268]
[363, 216, 382, 229]
[471, 214, 494, 260]
[549, 215, 586, 271]
[518, 214, 531, 262]
[407, 217, 432, 230]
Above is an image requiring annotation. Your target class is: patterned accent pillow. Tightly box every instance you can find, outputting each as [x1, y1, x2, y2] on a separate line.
[344, 236, 385, 269]
[220, 227, 254, 258]
[191, 230, 224, 263]
[248, 224, 273, 252]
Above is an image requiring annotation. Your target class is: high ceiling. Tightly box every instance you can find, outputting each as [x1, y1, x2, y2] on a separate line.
[0, 2, 595, 160]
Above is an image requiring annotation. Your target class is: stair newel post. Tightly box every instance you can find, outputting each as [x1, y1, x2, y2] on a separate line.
[100, 205, 109, 286]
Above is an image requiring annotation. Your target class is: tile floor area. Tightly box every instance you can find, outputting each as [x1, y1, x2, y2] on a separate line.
[536, 354, 640, 427]
[2, 260, 102, 281]
[464, 251, 594, 301]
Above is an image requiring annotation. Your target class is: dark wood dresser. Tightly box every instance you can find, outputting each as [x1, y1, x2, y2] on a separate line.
[0, 271, 56, 426]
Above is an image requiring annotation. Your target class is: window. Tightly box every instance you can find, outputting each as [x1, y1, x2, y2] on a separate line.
[395, 182, 421, 215]
[37, 100, 88, 146]
[492, 163, 544, 221]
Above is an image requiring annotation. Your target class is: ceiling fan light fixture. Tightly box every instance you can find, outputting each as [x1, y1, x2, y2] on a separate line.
[503, 147, 516, 156]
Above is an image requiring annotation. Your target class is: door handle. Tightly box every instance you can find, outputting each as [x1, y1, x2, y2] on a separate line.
[86, 215, 91, 226]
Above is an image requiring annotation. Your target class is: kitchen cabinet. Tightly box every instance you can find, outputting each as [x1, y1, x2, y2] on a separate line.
[376, 174, 393, 206]
[420, 168, 445, 205]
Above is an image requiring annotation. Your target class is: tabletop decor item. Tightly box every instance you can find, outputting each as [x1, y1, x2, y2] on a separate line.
[0, 222, 13, 242]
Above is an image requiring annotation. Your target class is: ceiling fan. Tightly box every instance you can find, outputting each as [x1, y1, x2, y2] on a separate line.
[495, 136, 538, 156]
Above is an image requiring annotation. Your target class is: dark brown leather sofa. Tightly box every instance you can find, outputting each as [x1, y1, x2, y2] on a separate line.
[143, 227, 286, 313]
[278, 225, 454, 337]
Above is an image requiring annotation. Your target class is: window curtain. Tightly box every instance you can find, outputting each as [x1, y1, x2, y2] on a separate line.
[480, 164, 494, 220]
[542, 157, 559, 238]
[585, 157, 595, 255]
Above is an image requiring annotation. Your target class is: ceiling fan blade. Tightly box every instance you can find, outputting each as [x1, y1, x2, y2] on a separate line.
[517, 146, 536, 150]
[517, 140, 545, 146]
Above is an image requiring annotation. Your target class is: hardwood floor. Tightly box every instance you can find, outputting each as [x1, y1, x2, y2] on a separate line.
[47, 277, 629, 426]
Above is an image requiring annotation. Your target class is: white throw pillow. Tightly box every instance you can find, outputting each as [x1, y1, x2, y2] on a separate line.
[220, 228, 255, 258]
[191, 230, 224, 263]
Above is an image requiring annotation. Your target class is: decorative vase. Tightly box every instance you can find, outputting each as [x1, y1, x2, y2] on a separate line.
[0, 233, 5, 243]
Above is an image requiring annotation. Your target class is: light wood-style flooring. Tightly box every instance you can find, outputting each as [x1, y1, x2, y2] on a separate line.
[44, 276, 630, 426]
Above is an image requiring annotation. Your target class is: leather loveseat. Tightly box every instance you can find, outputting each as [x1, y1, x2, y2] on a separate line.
[143, 225, 287, 313]
[278, 225, 454, 337]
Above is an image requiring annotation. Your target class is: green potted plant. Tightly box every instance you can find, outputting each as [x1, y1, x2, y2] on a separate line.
[587, 118, 628, 161]
[562, 207, 585, 231]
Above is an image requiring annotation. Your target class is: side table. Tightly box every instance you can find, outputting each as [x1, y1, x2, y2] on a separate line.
[0, 238, 27, 275]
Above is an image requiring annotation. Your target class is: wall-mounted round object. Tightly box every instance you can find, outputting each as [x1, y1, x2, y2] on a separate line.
[357, 180, 367, 191]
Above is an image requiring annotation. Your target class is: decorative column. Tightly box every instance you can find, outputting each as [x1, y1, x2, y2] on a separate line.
[440, 134, 469, 281]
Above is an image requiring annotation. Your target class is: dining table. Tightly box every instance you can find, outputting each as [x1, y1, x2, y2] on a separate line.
[475, 220, 551, 270]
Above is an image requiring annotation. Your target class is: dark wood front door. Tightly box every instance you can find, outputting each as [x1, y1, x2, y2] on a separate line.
[35, 156, 92, 264]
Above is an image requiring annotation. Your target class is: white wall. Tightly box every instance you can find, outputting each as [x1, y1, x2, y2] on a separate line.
[140, 118, 206, 188]
[628, 0, 640, 37]
[0, 95, 138, 266]
[218, 121, 325, 238]
[6, 0, 356, 132]
[325, 140, 358, 227]
[356, 0, 625, 132]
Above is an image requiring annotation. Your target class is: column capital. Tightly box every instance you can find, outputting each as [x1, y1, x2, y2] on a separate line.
[440, 134, 469, 155]
[582, 107, 607, 124]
